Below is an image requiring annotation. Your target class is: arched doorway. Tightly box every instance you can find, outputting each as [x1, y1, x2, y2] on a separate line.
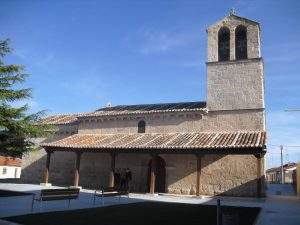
[147, 156, 166, 193]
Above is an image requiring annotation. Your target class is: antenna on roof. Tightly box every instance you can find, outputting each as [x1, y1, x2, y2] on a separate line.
[106, 102, 112, 108]
[229, 7, 236, 16]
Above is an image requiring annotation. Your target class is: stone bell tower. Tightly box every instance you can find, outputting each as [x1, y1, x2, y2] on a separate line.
[206, 13, 264, 112]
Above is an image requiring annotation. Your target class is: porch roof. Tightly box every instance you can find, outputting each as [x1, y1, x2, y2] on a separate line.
[41, 131, 266, 154]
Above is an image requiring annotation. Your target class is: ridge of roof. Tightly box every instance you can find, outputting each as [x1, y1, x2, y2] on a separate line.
[207, 14, 260, 30]
[266, 162, 297, 172]
[229, 14, 260, 25]
[42, 101, 207, 125]
[81, 101, 207, 118]
[95, 101, 206, 111]
[41, 113, 82, 125]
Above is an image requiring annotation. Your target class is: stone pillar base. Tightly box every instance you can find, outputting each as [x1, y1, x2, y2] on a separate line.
[146, 193, 159, 196]
[40, 183, 52, 187]
[69, 186, 82, 189]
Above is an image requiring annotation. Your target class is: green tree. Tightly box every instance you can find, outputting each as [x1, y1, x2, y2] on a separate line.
[0, 39, 51, 157]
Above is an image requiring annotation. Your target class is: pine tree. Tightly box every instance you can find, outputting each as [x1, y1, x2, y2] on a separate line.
[0, 39, 51, 157]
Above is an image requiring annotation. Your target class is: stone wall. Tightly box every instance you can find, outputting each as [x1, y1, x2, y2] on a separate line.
[20, 124, 78, 184]
[78, 109, 265, 134]
[200, 154, 257, 197]
[207, 59, 264, 111]
[21, 148, 47, 184]
[21, 151, 259, 197]
[161, 154, 198, 195]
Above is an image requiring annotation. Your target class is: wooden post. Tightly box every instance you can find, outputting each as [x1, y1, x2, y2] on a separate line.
[43, 151, 52, 183]
[74, 152, 82, 187]
[109, 153, 116, 188]
[196, 154, 202, 196]
[150, 155, 157, 194]
[255, 153, 265, 197]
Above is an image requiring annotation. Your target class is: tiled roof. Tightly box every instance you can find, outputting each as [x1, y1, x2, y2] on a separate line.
[266, 163, 297, 173]
[42, 101, 207, 124]
[41, 131, 266, 151]
[79, 101, 207, 118]
[41, 114, 80, 125]
[0, 156, 22, 167]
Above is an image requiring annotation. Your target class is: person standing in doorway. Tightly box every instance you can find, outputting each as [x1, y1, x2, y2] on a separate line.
[114, 168, 121, 189]
[120, 168, 126, 190]
[125, 168, 132, 192]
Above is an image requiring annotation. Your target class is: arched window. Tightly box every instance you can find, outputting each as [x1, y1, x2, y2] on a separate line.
[235, 25, 247, 60]
[138, 120, 146, 133]
[218, 27, 230, 61]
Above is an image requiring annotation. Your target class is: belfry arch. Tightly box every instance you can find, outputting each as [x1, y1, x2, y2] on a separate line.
[218, 26, 230, 61]
[235, 25, 247, 60]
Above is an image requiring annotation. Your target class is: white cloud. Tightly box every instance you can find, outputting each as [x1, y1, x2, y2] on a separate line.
[35, 52, 55, 68]
[60, 66, 110, 101]
[12, 48, 56, 69]
[267, 110, 300, 147]
[264, 41, 300, 63]
[266, 110, 300, 168]
[13, 48, 29, 60]
[10, 99, 44, 114]
[180, 61, 201, 68]
[125, 27, 200, 55]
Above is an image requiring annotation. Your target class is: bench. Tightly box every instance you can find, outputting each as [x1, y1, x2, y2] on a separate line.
[31, 188, 80, 212]
[93, 187, 129, 205]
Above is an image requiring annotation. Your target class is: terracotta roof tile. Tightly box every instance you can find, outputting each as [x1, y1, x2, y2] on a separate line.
[42, 114, 80, 125]
[0, 156, 22, 167]
[41, 131, 266, 151]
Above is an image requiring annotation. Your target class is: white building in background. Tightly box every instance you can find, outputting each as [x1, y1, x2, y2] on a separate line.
[0, 156, 22, 179]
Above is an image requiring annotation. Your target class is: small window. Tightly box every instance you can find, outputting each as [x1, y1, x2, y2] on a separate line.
[218, 27, 230, 61]
[138, 120, 146, 133]
[235, 25, 247, 60]
[2, 167, 7, 175]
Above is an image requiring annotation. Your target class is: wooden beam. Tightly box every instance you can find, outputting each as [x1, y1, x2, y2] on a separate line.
[109, 153, 116, 188]
[43, 146, 266, 156]
[149, 155, 157, 194]
[196, 154, 203, 196]
[74, 152, 82, 187]
[43, 151, 52, 184]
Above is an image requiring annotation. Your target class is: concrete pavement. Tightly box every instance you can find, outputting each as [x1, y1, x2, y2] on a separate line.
[0, 183, 299, 225]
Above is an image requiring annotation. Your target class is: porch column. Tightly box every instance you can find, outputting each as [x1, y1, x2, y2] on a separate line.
[109, 153, 116, 188]
[196, 154, 203, 196]
[150, 154, 157, 194]
[74, 152, 82, 187]
[43, 151, 52, 184]
[255, 153, 265, 198]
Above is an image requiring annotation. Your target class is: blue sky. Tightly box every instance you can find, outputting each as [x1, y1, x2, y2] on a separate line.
[1, 0, 300, 168]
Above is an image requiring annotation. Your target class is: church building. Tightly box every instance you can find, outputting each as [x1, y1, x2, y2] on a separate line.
[21, 13, 267, 197]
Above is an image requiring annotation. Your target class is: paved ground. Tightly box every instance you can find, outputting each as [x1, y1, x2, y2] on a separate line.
[0, 183, 140, 218]
[267, 183, 296, 196]
[0, 183, 299, 225]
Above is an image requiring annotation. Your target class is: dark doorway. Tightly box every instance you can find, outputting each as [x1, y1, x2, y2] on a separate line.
[147, 156, 166, 193]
